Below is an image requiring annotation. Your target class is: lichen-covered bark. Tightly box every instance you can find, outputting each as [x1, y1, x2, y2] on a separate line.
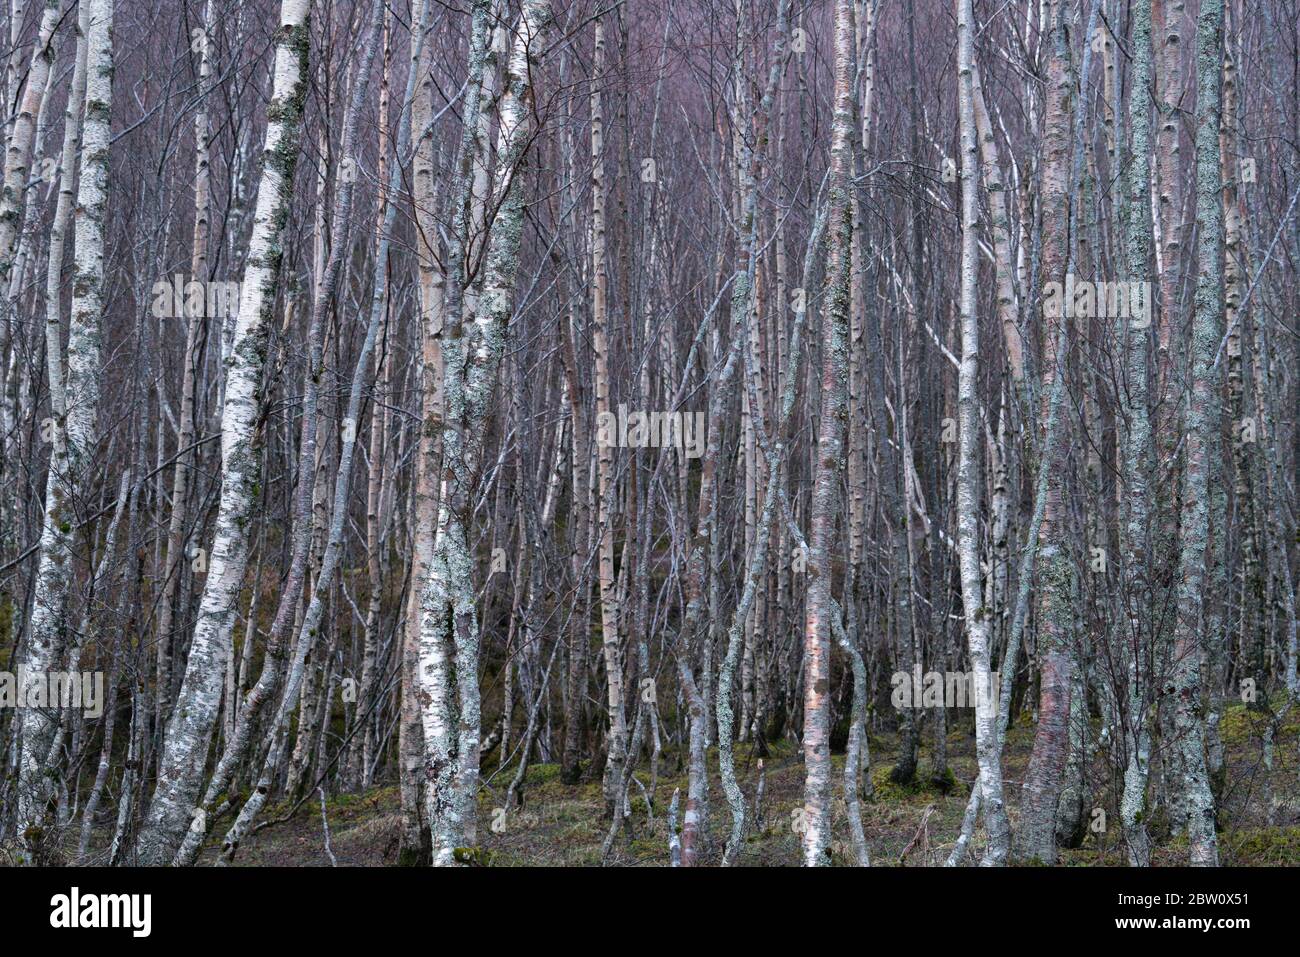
[14, 0, 94, 862]
[399, 0, 439, 862]
[713, 0, 790, 867]
[1170, 0, 1224, 868]
[0, 0, 62, 289]
[1119, 0, 1155, 868]
[955, 0, 1010, 867]
[169, 0, 391, 867]
[417, 0, 550, 865]
[802, 0, 853, 867]
[833, 605, 870, 866]
[1016, 0, 1088, 865]
[137, 0, 310, 865]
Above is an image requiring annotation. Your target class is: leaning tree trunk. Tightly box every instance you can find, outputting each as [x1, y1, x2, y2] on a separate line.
[14, 0, 98, 864]
[137, 0, 310, 865]
[0, 0, 62, 291]
[154, 0, 214, 731]
[0, 1, 60, 466]
[211, 0, 408, 864]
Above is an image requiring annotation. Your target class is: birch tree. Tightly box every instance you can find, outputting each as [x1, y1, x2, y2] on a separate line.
[138, 0, 311, 864]
[955, 0, 1010, 866]
[1170, 0, 1225, 867]
[417, 0, 550, 865]
[13, 0, 98, 863]
[802, 0, 853, 867]
[1119, 0, 1156, 868]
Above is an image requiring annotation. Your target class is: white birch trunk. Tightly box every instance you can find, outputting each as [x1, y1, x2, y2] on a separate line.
[13, 0, 94, 862]
[802, 0, 854, 867]
[956, 0, 1010, 866]
[138, 0, 310, 864]
[0, 0, 61, 286]
[1169, 0, 1223, 867]
[417, 0, 550, 865]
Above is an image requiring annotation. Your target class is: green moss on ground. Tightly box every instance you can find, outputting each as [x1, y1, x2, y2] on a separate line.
[126, 697, 1300, 867]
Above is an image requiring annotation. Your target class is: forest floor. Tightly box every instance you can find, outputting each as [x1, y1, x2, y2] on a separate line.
[191, 700, 1300, 867]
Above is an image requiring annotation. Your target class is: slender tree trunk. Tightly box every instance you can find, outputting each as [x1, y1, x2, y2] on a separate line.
[1169, 0, 1224, 867]
[588, 15, 627, 814]
[417, 0, 550, 864]
[1016, 0, 1085, 864]
[1119, 0, 1156, 868]
[138, 0, 310, 865]
[15, 0, 101, 864]
[801, 0, 853, 867]
[155, 0, 214, 731]
[0, 0, 61, 289]
[956, 0, 1010, 866]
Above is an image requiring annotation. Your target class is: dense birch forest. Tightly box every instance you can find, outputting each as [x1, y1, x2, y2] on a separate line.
[0, 0, 1296, 870]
